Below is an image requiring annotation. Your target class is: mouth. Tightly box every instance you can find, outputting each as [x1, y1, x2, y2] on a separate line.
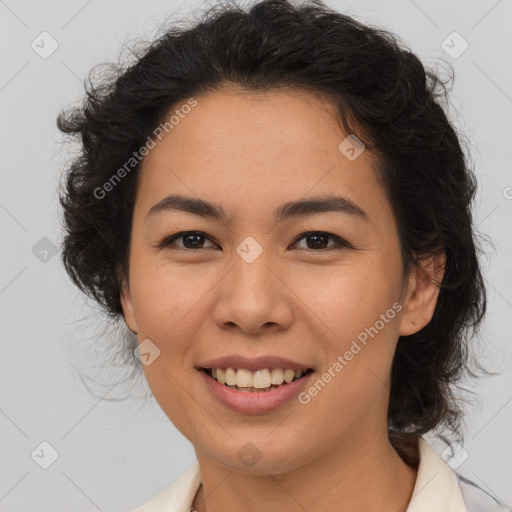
[200, 367, 315, 393]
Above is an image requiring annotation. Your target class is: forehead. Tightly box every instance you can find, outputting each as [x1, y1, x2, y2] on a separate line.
[135, 87, 392, 229]
[159, 86, 347, 154]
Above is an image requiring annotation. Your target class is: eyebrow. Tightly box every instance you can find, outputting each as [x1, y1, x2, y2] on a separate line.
[145, 193, 369, 224]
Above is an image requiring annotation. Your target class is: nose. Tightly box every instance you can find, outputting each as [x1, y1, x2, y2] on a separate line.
[211, 246, 294, 335]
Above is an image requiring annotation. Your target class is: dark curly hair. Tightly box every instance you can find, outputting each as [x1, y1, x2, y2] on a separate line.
[57, 0, 492, 451]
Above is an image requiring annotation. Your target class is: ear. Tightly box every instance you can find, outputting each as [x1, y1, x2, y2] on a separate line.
[398, 251, 446, 336]
[120, 277, 138, 335]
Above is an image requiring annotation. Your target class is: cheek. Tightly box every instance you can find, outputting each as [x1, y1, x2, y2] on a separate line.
[131, 247, 402, 349]
[290, 260, 400, 338]
[292, 260, 402, 404]
[129, 254, 213, 339]
[131, 259, 204, 428]
[295, 272, 400, 431]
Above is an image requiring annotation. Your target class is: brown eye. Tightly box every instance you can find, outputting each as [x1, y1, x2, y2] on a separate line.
[160, 231, 218, 250]
[160, 230, 351, 252]
[292, 232, 350, 251]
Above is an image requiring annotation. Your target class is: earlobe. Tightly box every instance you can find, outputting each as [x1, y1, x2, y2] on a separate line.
[120, 279, 138, 335]
[398, 251, 446, 337]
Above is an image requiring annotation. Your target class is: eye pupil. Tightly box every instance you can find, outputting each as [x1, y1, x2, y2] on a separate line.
[307, 233, 329, 249]
[183, 233, 203, 248]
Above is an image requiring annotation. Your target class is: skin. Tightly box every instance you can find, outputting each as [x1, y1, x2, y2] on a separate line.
[120, 86, 445, 512]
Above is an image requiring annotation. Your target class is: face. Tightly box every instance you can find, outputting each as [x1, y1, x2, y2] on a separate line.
[121, 87, 442, 474]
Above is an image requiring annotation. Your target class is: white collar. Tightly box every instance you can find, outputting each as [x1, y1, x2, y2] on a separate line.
[133, 437, 468, 512]
[406, 437, 467, 512]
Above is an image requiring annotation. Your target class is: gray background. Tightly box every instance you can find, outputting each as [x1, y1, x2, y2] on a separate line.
[1, 0, 511, 510]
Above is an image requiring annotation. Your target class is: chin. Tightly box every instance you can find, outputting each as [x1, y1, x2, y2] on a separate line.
[206, 437, 311, 476]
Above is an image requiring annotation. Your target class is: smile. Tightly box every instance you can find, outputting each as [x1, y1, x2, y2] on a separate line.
[203, 367, 314, 392]
[199, 367, 315, 414]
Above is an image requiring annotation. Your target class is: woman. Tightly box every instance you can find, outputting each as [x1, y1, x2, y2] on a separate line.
[56, 0, 509, 510]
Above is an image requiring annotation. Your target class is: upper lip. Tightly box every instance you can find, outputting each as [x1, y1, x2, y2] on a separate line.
[198, 355, 314, 372]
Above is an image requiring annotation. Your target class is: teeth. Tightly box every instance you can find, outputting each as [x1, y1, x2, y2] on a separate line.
[225, 367, 237, 386]
[252, 369, 271, 389]
[284, 369, 295, 383]
[236, 369, 253, 388]
[270, 368, 284, 385]
[207, 367, 308, 389]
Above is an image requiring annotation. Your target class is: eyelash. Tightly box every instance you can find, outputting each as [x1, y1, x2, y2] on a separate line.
[159, 231, 352, 252]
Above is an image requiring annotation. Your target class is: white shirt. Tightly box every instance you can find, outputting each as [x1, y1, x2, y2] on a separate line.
[132, 437, 509, 511]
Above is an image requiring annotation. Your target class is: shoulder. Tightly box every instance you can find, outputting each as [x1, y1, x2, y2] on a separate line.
[398, 435, 510, 512]
[456, 473, 510, 512]
[132, 462, 201, 512]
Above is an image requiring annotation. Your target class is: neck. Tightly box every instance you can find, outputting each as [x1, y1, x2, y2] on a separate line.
[192, 431, 418, 512]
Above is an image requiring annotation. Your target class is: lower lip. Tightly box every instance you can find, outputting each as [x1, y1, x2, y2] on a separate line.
[199, 369, 314, 414]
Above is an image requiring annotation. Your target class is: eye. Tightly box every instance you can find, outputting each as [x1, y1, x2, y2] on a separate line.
[159, 230, 351, 251]
[160, 231, 218, 250]
[291, 231, 351, 251]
